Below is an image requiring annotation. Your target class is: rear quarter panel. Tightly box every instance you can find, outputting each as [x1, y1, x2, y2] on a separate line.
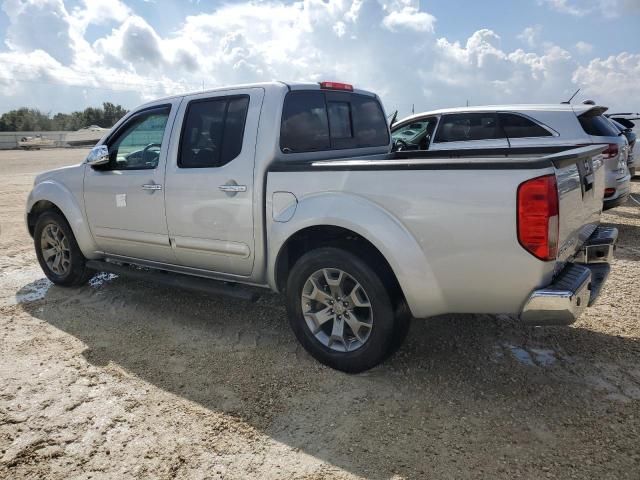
[267, 167, 557, 318]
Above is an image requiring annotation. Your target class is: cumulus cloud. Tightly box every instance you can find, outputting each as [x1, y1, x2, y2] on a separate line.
[381, 5, 436, 32]
[575, 41, 594, 54]
[518, 25, 542, 48]
[0, 0, 637, 115]
[539, 0, 640, 17]
[573, 53, 640, 99]
[2, 0, 75, 64]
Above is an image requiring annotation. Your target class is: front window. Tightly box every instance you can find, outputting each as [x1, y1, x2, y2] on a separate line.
[391, 117, 437, 150]
[106, 107, 170, 170]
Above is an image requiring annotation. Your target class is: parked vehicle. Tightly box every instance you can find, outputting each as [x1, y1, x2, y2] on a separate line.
[606, 116, 636, 177]
[65, 125, 109, 147]
[18, 134, 56, 150]
[392, 105, 631, 210]
[26, 82, 617, 372]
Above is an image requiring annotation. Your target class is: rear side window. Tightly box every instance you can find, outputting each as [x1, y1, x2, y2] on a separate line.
[280, 91, 389, 153]
[498, 113, 552, 138]
[579, 114, 620, 137]
[179, 95, 249, 168]
[434, 113, 500, 143]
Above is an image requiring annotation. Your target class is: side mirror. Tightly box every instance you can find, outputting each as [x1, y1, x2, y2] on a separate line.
[86, 145, 110, 166]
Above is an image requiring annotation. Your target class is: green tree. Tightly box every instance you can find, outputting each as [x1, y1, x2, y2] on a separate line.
[0, 104, 129, 132]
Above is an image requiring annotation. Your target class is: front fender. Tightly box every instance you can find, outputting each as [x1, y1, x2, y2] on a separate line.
[267, 192, 445, 318]
[26, 180, 100, 259]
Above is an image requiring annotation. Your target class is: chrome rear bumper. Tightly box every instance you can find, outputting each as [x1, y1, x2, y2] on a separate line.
[520, 226, 617, 326]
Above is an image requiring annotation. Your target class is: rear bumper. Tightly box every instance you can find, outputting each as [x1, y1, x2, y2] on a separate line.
[603, 173, 631, 210]
[520, 226, 617, 326]
[604, 192, 630, 210]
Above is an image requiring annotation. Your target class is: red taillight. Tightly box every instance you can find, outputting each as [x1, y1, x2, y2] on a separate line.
[319, 81, 354, 91]
[603, 143, 619, 159]
[604, 188, 616, 198]
[517, 174, 559, 261]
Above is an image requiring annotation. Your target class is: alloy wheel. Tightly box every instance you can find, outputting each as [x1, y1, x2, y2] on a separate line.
[40, 223, 71, 276]
[301, 268, 373, 352]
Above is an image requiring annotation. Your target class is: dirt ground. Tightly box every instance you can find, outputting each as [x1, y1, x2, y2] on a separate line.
[0, 148, 639, 480]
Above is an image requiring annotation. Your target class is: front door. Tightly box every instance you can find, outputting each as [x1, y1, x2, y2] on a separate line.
[84, 102, 179, 263]
[164, 88, 263, 276]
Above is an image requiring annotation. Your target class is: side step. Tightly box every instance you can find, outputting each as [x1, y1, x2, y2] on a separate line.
[86, 260, 261, 302]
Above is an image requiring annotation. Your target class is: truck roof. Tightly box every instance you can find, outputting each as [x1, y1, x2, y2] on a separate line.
[139, 81, 376, 108]
[397, 103, 608, 124]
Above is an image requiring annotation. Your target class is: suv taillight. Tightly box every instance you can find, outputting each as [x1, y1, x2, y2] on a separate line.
[603, 143, 619, 159]
[517, 174, 559, 261]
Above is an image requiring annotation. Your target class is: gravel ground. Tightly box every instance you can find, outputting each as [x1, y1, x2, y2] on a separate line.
[0, 148, 639, 479]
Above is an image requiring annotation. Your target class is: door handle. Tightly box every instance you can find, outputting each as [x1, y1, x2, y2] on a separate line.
[219, 185, 247, 193]
[142, 184, 163, 191]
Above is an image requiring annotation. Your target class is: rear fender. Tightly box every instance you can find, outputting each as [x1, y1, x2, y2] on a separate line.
[268, 192, 445, 318]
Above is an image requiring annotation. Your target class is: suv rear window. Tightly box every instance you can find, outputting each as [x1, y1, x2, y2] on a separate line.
[579, 114, 620, 137]
[280, 90, 389, 153]
[498, 113, 552, 138]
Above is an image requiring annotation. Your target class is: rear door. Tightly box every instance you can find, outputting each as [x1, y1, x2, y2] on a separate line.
[430, 112, 508, 150]
[164, 88, 263, 276]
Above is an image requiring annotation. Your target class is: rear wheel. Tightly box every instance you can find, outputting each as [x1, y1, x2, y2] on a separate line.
[34, 211, 93, 286]
[286, 247, 399, 373]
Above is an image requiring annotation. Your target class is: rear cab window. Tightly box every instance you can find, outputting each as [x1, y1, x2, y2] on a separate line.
[280, 90, 389, 153]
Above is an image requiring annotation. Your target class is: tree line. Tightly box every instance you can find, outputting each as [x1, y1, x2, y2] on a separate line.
[0, 103, 129, 132]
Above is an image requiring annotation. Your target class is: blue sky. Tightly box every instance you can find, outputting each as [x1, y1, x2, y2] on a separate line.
[0, 0, 638, 116]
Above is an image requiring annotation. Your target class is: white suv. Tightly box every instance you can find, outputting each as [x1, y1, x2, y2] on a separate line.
[392, 104, 631, 210]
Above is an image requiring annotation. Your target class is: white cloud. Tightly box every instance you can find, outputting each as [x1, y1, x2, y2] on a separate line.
[0, 0, 637, 116]
[573, 53, 640, 101]
[2, 0, 75, 64]
[381, 5, 436, 33]
[575, 41, 594, 54]
[539, 0, 640, 17]
[517, 25, 542, 48]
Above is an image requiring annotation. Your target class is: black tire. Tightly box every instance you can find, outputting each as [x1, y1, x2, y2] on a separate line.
[34, 211, 93, 286]
[286, 247, 400, 373]
[383, 301, 412, 361]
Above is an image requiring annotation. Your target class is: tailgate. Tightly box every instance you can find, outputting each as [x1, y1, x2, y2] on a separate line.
[551, 146, 606, 262]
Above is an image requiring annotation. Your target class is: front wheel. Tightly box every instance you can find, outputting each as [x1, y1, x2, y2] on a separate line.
[34, 211, 93, 286]
[286, 247, 398, 373]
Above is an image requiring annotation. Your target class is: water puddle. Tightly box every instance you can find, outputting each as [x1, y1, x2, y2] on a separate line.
[502, 343, 558, 367]
[0, 267, 50, 306]
[89, 272, 118, 288]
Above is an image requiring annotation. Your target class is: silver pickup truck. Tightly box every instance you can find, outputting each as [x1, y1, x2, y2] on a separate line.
[26, 81, 617, 372]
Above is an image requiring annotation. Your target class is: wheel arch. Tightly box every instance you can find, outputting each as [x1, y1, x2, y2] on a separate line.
[274, 225, 405, 306]
[267, 193, 446, 318]
[26, 181, 100, 259]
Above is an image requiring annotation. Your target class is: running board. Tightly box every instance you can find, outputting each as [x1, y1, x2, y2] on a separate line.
[85, 260, 261, 302]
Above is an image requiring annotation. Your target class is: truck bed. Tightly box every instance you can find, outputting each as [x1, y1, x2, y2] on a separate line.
[267, 145, 605, 318]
